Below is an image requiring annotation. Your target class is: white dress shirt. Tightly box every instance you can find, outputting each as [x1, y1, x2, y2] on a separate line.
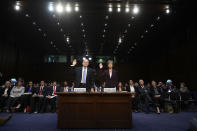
[130, 85, 135, 92]
[4, 88, 8, 95]
[109, 72, 112, 79]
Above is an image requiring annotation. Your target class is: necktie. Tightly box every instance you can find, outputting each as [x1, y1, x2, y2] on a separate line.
[53, 87, 55, 95]
[39, 87, 42, 95]
[82, 67, 87, 83]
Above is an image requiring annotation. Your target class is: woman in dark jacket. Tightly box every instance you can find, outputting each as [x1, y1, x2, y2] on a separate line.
[98, 60, 118, 89]
[150, 80, 163, 114]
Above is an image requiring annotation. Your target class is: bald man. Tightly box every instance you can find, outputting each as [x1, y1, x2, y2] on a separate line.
[71, 59, 95, 92]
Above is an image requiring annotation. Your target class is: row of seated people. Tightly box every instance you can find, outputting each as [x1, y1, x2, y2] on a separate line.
[0, 79, 194, 114]
[119, 79, 193, 114]
[0, 80, 68, 113]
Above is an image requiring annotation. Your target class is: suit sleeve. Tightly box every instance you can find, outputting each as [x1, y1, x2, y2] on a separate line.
[90, 69, 95, 89]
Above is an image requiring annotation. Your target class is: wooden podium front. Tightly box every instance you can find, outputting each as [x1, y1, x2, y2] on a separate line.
[56, 92, 133, 129]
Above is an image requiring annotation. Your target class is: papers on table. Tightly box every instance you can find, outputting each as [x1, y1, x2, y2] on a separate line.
[74, 88, 86, 92]
[104, 88, 116, 93]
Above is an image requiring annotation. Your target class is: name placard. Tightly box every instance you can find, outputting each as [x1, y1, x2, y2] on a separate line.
[104, 88, 116, 93]
[74, 88, 86, 92]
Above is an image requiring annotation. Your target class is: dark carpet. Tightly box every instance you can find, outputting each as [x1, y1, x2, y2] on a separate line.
[0, 112, 196, 131]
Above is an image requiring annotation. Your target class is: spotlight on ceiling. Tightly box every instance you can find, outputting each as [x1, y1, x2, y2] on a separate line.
[65, 4, 72, 13]
[166, 9, 170, 14]
[125, 5, 130, 13]
[89, 57, 92, 61]
[14, 2, 21, 11]
[48, 2, 54, 12]
[83, 57, 86, 60]
[66, 37, 70, 42]
[117, 4, 121, 12]
[118, 37, 122, 43]
[109, 7, 113, 12]
[75, 4, 79, 12]
[133, 5, 139, 14]
[15, 5, 20, 11]
[125, 7, 130, 13]
[56, 3, 63, 13]
[108, 4, 113, 12]
[117, 8, 121, 12]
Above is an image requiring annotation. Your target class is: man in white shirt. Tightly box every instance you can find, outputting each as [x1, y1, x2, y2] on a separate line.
[126, 80, 139, 112]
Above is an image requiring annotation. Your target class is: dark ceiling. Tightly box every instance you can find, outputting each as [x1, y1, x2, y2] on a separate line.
[1, 0, 194, 60]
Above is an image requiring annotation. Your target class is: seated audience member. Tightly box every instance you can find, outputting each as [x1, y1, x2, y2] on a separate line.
[150, 80, 163, 114]
[166, 79, 176, 92]
[61, 81, 73, 92]
[161, 83, 169, 99]
[126, 80, 139, 112]
[71, 82, 75, 90]
[179, 82, 190, 94]
[6, 80, 25, 112]
[22, 81, 34, 113]
[138, 79, 152, 113]
[123, 83, 128, 91]
[134, 82, 139, 88]
[0, 81, 12, 112]
[179, 82, 191, 109]
[10, 78, 17, 88]
[157, 81, 165, 94]
[30, 81, 47, 113]
[146, 83, 151, 89]
[117, 82, 123, 92]
[45, 81, 61, 112]
[166, 79, 179, 100]
[158, 81, 164, 88]
[18, 77, 25, 87]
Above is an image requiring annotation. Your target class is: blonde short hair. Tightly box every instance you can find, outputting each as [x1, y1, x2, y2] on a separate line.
[107, 60, 113, 65]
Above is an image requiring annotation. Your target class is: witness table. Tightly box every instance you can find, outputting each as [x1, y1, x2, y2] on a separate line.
[56, 92, 133, 129]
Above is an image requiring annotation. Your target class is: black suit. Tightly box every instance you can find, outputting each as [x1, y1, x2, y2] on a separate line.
[44, 86, 61, 112]
[30, 86, 47, 113]
[0, 87, 12, 110]
[71, 66, 95, 92]
[138, 86, 152, 113]
[150, 86, 163, 108]
[98, 69, 118, 88]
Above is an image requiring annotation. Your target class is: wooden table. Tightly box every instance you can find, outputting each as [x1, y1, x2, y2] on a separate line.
[56, 92, 133, 129]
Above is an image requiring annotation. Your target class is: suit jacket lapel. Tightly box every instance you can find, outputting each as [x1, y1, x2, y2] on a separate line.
[87, 67, 89, 80]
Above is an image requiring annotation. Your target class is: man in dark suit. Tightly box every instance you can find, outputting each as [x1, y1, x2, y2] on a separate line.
[30, 81, 47, 113]
[138, 79, 152, 113]
[71, 58, 95, 92]
[45, 81, 61, 112]
[0, 81, 12, 112]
